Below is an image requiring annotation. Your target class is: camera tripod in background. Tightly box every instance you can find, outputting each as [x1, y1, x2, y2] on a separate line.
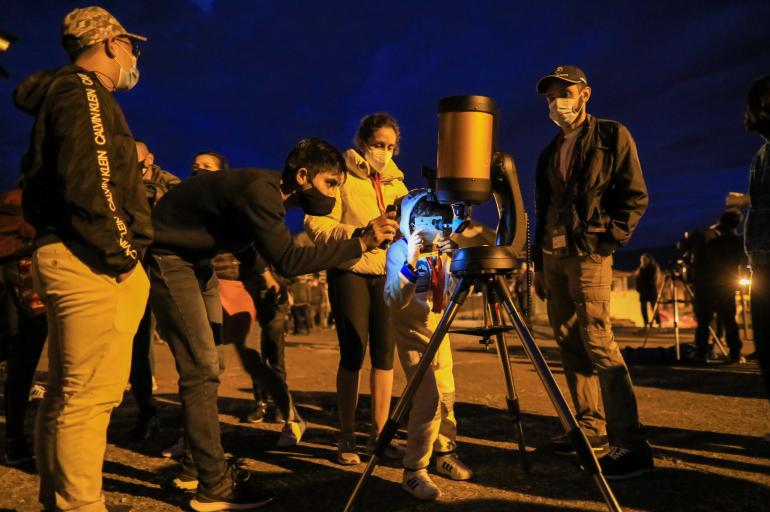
[642, 269, 728, 360]
[343, 246, 622, 512]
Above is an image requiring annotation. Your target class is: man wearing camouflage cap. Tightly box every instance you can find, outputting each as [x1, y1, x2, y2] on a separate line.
[532, 65, 653, 480]
[13, 6, 151, 510]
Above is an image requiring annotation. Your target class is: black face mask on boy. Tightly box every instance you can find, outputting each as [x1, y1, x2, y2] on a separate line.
[297, 185, 336, 216]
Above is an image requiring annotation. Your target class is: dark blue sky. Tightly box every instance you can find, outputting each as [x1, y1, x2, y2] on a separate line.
[1, 0, 768, 250]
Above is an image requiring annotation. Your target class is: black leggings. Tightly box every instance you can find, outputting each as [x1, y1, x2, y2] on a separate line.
[328, 269, 394, 372]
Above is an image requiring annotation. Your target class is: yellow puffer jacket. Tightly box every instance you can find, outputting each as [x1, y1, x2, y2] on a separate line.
[305, 148, 408, 275]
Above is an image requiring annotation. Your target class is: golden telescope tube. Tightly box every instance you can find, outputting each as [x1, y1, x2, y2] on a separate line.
[436, 95, 496, 204]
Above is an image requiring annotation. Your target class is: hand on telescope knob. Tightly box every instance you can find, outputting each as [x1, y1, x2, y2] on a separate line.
[534, 271, 547, 301]
[361, 211, 398, 252]
[407, 231, 424, 266]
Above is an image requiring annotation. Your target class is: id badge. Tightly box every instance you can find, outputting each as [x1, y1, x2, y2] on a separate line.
[550, 226, 568, 254]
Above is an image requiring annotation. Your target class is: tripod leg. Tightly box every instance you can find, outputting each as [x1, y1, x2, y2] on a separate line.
[342, 278, 473, 512]
[672, 278, 681, 361]
[486, 299, 529, 472]
[493, 276, 622, 512]
[643, 276, 668, 347]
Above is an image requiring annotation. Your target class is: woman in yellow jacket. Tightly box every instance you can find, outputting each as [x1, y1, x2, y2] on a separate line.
[305, 113, 408, 464]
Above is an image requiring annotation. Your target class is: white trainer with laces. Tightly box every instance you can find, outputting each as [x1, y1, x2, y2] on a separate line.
[435, 452, 473, 481]
[402, 469, 441, 500]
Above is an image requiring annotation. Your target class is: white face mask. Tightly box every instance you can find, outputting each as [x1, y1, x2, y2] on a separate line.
[365, 147, 393, 173]
[548, 97, 582, 128]
[113, 43, 140, 91]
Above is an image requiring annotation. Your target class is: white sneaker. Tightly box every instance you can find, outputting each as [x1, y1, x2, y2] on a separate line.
[28, 384, 46, 401]
[435, 452, 473, 481]
[402, 469, 441, 500]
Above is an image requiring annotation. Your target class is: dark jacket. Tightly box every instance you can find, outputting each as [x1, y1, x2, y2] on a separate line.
[144, 164, 181, 209]
[14, 66, 152, 276]
[680, 226, 746, 290]
[534, 115, 648, 267]
[151, 168, 362, 277]
[745, 140, 770, 265]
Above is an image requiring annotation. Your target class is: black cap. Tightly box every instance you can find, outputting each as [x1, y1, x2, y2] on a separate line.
[536, 65, 588, 93]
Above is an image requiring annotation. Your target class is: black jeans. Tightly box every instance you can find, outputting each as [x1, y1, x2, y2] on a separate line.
[751, 264, 770, 403]
[129, 302, 157, 419]
[250, 283, 288, 383]
[693, 284, 742, 358]
[148, 253, 226, 488]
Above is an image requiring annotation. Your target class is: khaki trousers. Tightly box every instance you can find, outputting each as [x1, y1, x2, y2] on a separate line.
[397, 332, 457, 470]
[32, 243, 149, 511]
[543, 251, 647, 452]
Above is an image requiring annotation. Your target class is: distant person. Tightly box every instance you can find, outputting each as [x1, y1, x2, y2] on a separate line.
[288, 277, 311, 334]
[192, 150, 228, 175]
[532, 65, 652, 479]
[635, 253, 661, 328]
[308, 273, 327, 329]
[679, 210, 747, 364]
[14, 7, 152, 510]
[305, 113, 408, 465]
[149, 137, 396, 510]
[743, 75, 770, 441]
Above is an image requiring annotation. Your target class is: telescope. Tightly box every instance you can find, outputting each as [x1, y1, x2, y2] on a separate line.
[345, 95, 623, 512]
[424, 95, 527, 254]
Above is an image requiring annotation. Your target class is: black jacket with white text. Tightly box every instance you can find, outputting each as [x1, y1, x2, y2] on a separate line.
[14, 65, 152, 276]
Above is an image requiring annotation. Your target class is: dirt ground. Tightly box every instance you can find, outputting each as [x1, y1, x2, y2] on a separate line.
[1, 322, 768, 512]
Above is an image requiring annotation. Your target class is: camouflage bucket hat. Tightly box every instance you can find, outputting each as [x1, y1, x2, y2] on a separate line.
[61, 6, 147, 50]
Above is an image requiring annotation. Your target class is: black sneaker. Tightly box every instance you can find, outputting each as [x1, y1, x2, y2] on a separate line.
[4, 438, 34, 466]
[599, 446, 653, 480]
[246, 401, 268, 424]
[551, 433, 608, 456]
[190, 466, 273, 511]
